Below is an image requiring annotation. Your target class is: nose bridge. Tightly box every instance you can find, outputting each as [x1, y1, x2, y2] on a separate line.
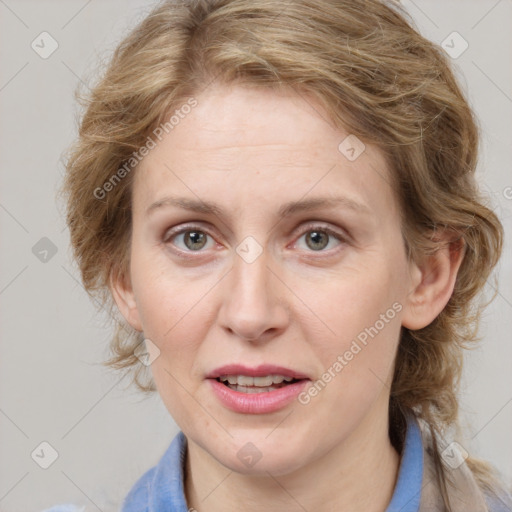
[234, 247, 271, 300]
[219, 244, 288, 341]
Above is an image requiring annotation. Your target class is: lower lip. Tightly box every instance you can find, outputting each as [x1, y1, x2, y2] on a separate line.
[208, 378, 309, 414]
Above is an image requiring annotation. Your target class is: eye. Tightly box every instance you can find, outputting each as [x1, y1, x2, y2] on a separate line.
[164, 226, 215, 252]
[295, 225, 345, 252]
[163, 223, 346, 256]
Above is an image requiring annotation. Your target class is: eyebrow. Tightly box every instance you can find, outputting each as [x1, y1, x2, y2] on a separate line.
[145, 195, 371, 218]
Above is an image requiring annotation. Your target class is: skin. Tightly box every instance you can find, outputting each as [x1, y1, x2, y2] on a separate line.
[112, 82, 464, 511]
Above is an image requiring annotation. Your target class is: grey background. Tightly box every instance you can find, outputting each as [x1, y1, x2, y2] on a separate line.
[0, 1, 511, 510]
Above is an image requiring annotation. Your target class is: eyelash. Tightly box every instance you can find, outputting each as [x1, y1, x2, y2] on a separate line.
[162, 223, 347, 257]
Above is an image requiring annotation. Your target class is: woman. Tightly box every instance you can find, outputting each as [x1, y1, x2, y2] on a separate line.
[48, 0, 511, 510]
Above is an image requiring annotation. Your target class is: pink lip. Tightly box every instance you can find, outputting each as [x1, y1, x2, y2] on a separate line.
[206, 364, 310, 414]
[206, 364, 310, 380]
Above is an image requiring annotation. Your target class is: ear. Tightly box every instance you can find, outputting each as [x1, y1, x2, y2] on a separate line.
[109, 267, 143, 332]
[402, 232, 465, 330]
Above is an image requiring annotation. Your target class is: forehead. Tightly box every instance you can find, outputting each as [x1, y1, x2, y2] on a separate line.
[133, 83, 398, 222]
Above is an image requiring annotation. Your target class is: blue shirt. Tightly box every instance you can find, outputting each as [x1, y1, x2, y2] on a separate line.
[43, 415, 511, 511]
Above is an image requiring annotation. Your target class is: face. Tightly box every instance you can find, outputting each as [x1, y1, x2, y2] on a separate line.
[116, 82, 419, 475]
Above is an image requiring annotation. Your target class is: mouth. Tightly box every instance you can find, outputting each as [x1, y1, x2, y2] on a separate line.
[206, 364, 311, 414]
[215, 374, 304, 394]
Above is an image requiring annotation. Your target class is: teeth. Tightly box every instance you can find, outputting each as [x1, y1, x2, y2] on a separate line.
[232, 385, 280, 393]
[219, 374, 296, 386]
[226, 375, 238, 385]
[239, 375, 256, 386]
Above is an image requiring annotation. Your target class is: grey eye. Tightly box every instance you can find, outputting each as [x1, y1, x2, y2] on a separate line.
[296, 228, 343, 252]
[169, 229, 214, 251]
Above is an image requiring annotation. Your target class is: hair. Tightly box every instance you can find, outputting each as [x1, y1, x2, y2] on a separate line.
[60, 0, 505, 508]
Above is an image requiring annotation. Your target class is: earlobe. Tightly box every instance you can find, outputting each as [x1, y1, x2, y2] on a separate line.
[401, 236, 465, 331]
[109, 268, 143, 332]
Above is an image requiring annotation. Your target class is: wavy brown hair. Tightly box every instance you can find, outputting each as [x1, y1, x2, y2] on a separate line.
[60, 0, 505, 508]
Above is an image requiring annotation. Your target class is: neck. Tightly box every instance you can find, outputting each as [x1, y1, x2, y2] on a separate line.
[184, 405, 401, 512]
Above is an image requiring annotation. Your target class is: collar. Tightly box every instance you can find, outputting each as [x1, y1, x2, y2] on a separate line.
[385, 413, 423, 512]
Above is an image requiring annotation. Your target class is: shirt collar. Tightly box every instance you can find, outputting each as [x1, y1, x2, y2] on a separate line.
[385, 413, 423, 512]
[122, 413, 424, 512]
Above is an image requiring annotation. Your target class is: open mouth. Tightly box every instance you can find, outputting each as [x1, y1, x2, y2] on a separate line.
[208, 369, 311, 413]
[215, 374, 303, 394]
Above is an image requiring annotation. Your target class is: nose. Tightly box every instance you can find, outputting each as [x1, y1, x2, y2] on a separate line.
[218, 248, 289, 342]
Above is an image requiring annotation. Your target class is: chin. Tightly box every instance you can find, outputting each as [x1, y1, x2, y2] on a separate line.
[224, 454, 306, 477]
[208, 437, 309, 477]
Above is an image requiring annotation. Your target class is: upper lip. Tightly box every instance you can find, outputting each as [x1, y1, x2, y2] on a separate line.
[206, 364, 310, 380]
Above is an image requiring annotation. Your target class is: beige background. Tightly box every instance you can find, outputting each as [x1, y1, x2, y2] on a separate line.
[0, 0, 511, 510]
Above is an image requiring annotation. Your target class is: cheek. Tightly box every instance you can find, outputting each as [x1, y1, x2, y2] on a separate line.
[307, 257, 405, 386]
[136, 276, 210, 353]
[299, 294, 402, 436]
[317, 263, 400, 333]
[130, 245, 194, 336]
[130, 249, 216, 370]
[133, 267, 215, 427]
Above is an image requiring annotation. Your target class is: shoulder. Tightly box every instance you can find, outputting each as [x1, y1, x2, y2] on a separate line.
[119, 465, 158, 512]
[483, 485, 512, 512]
[43, 433, 186, 512]
[121, 430, 188, 511]
[414, 415, 511, 512]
